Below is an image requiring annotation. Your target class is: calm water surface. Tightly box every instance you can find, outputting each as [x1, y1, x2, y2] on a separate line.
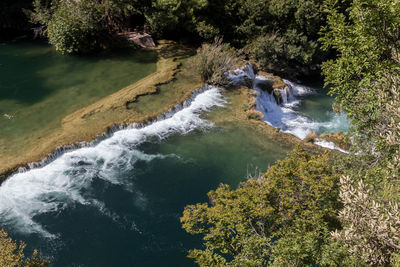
[0, 41, 157, 152]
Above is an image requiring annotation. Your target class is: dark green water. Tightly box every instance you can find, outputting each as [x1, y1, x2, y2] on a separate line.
[0, 41, 157, 150]
[0, 106, 290, 266]
[0, 43, 337, 267]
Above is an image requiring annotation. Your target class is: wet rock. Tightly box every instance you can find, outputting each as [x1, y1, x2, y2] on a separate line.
[246, 109, 264, 120]
[255, 79, 274, 94]
[273, 87, 290, 105]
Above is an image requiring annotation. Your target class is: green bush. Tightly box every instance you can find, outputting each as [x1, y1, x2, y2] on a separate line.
[188, 38, 239, 87]
[30, 0, 145, 54]
[0, 229, 49, 267]
[247, 30, 319, 76]
[46, 1, 103, 54]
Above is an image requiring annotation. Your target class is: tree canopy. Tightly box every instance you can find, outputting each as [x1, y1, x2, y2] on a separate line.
[4, 0, 400, 265]
[25, 0, 328, 76]
[181, 149, 351, 266]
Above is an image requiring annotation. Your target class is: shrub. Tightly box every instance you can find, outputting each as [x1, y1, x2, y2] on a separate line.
[332, 176, 400, 265]
[181, 148, 342, 266]
[188, 38, 239, 87]
[246, 109, 263, 120]
[247, 31, 319, 76]
[46, 0, 103, 54]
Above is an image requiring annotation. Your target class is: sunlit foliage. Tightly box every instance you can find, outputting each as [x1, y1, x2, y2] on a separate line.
[0, 229, 49, 267]
[181, 148, 343, 266]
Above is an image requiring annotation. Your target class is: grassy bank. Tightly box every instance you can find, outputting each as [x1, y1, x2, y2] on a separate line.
[0, 41, 201, 182]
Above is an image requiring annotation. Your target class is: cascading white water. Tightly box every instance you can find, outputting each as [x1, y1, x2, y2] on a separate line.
[0, 86, 226, 238]
[229, 64, 349, 151]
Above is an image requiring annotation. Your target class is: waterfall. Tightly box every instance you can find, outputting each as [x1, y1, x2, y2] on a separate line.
[0, 86, 226, 238]
[15, 85, 220, 174]
[229, 64, 349, 152]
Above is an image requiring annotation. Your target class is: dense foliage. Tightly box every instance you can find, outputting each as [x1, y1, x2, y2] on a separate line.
[321, 0, 400, 257]
[321, 3, 400, 264]
[0, 0, 32, 40]
[0, 230, 49, 267]
[181, 149, 350, 266]
[28, 0, 146, 53]
[244, 0, 327, 76]
[321, 0, 400, 142]
[24, 0, 328, 75]
[183, 0, 400, 266]
[3, 0, 400, 265]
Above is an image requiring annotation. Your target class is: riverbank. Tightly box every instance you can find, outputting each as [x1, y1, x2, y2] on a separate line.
[0, 41, 202, 182]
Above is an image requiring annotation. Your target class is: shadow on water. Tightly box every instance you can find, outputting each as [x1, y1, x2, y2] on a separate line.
[0, 40, 158, 105]
[0, 41, 57, 104]
[0, 40, 158, 155]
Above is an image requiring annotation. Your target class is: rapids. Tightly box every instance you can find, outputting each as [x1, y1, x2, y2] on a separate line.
[0, 87, 225, 238]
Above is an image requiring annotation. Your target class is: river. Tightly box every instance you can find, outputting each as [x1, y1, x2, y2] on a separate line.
[0, 42, 348, 266]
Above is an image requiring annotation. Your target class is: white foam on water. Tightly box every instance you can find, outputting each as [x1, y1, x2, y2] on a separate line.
[0, 87, 225, 238]
[231, 65, 349, 150]
[257, 77, 349, 144]
[314, 139, 349, 153]
[227, 63, 255, 84]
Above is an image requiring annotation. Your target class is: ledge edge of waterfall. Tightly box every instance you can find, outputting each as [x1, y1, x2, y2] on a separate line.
[229, 63, 350, 153]
[0, 85, 219, 183]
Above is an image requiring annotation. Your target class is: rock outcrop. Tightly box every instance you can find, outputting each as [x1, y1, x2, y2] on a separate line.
[117, 32, 156, 48]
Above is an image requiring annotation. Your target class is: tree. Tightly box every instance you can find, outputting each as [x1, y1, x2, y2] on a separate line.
[0, 229, 49, 267]
[145, 0, 208, 39]
[320, 0, 400, 141]
[332, 176, 400, 266]
[321, 1, 400, 265]
[181, 148, 343, 266]
[245, 0, 327, 76]
[29, 0, 148, 54]
[247, 30, 319, 76]
[46, 0, 105, 54]
[0, 0, 33, 41]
